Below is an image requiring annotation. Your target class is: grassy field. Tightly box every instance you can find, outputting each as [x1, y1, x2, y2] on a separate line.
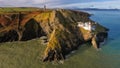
[0, 7, 40, 13]
[0, 37, 98, 68]
[0, 38, 116, 68]
[0, 38, 48, 68]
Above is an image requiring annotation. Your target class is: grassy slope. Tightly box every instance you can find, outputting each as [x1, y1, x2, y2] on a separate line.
[0, 39, 108, 68]
[0, 7, 39, 14]
[0, 38, 92, 68]
[0, 38, 48, 68]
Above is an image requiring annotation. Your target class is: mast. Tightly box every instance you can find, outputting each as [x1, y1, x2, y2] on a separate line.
[42, 0, 46, 10]
[44, 5, 46, 10]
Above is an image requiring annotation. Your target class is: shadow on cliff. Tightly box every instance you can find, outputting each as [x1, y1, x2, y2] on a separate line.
[21, 18, 46, 41]
[0, 30, 18, 42]
[0, 18, 46, 43]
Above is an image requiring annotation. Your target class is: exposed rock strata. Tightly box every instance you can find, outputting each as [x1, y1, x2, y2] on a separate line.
[0, 9, 108, 61]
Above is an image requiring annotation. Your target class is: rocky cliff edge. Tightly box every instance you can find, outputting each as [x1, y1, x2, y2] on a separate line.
[0, 8, 108, 61]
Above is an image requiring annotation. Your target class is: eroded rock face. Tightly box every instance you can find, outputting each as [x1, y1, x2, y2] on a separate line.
[0, 12, 46, 42]
[0, 30, 18, 42]
[0, 9, 108, 61]
[21, 18, 46, 41]
[91, 32, 108, 48]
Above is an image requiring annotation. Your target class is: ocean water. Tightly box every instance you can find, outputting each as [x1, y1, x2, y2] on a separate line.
[75, 10, 120, 68]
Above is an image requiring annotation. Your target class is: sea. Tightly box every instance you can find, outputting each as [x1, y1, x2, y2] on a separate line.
[74, 10, 120, 68]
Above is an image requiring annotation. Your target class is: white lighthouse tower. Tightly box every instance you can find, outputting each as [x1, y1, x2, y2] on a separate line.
[88, 22, 92, 31]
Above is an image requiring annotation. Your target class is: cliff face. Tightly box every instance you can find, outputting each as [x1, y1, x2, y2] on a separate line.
[0, 9, 108, 61]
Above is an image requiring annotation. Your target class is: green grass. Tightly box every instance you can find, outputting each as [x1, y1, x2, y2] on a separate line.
[0, 39, 116, 68]
[0, 7, 39, 13]
[0, 38, 47, 68]
[93, 23, 107, 34]
[0, 37, 92, 68]
[34, 11, 51, 21]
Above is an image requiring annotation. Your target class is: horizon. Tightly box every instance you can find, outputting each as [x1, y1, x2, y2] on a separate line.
[0, 0, 120, 9]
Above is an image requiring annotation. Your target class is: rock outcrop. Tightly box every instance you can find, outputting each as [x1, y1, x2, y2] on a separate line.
[0, 8, 108, 61]
[91, 32, 108, 48]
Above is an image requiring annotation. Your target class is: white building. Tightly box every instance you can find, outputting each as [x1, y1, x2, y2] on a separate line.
[78, 21, 96, 31]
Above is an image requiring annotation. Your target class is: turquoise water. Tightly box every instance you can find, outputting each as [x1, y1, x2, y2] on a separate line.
[83, 10, 120, 68]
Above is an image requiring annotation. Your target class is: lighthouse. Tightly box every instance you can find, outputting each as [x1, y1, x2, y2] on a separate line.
[44, 5, 46, 10]
[88, 22, 92, 31]
[42, 0, 46, 10]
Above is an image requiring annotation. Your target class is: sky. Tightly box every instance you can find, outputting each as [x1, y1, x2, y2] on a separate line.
[0, 0, 120, 9]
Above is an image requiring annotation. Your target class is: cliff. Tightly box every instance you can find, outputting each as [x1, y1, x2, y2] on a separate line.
[0, 8, 108, 61]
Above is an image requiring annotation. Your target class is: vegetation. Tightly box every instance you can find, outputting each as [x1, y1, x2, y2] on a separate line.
[34, 11, 52, 22]
[1, 40, 108, 68]
[93, 23, 108, 34]
[0, 38, 46, 68]
[0, 7, 39, 13]
[0, 38, 93, 68]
